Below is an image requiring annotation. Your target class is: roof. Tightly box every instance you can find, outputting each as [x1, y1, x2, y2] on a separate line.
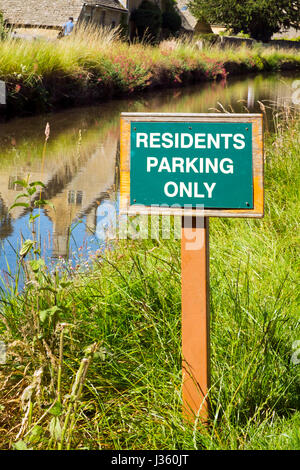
[175, 0, 197, 31]
[0, 0, 127, 28]
[85, 0, 127, 11]
[0, 0, 84, 28]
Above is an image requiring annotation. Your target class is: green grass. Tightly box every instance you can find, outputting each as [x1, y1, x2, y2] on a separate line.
[0, 25, 299, 116]
[0, 110, 299, 450]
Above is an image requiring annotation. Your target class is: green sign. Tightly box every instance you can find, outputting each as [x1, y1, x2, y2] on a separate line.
[130, 122, 253, 209]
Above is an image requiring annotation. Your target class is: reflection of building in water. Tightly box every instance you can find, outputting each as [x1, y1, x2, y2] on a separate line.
[8, 176, 25, 191]
[2, 73, 297, 259]
[86, 205, 98, 235]
[45, 136, 118, 258]
[52, 227, 70, 259]
[0, 171, 52, 220]
[247, 86, 255, 109]
[0, 196, 13, 239]
[95, 199, 118, 243]
[68, 190, 83, 206]
[0, 132, 118, 258]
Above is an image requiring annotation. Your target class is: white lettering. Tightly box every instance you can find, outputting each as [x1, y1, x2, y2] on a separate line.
[195, 133, 206, 148]
[233, 133, 245, 149]
[172, 157, 185, 172]
[181, 133, 193, 148]
[150, 133, 161, 148]
[194, 183, 205, 198]
[136, 133, 148, 148]
[137, 131, 247, 150]
[220, 158, 233, 174]
[207, 134, 220, 149]
[164, 181, 178, 197]
[221, 134, 233, 149]
[205, 158, 219, 173]
[180, 182, 193, 197]
[161, 132, 173, 148]
[158, 157, 171, 172]
[203, 182, 216, 198]
[164, 181, 217, 199]
[147, 157, 158, 172]
[186, 158, 198, 173]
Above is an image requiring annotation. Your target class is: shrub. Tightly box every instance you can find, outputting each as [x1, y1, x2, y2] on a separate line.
[0, 10, 9, 40]
[236, 31, 251, 39]
[190, 0, 300, 43]
[195, 32, 219, 45]
[162, 0, 182, 36]
[130, 1, 162, 42]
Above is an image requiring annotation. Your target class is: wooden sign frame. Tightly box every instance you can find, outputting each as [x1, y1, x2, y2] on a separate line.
[120, 113, 264, 218]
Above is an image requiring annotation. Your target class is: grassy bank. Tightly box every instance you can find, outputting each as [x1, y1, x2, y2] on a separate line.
[0, 107, 299, 450]
[1, 25, 300, 116]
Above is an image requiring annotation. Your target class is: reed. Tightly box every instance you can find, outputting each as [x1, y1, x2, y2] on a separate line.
[0, 107, 299, 449]
[0, 25, 299, 115]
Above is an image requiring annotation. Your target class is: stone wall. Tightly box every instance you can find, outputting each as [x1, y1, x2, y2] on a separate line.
[218, 35, 300, 51]
[195, 34, 300, 55]
[83, 5, 123, 28]
[269, 39, 300, 50]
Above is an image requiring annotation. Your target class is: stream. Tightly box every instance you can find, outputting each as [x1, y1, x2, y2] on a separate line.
[0, 72, 299, 290]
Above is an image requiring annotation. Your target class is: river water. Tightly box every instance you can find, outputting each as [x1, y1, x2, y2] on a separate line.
[0, 72, 299, 289]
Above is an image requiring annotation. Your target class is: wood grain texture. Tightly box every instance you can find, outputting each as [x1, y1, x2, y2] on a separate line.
[120, 117, 131, 214]
[182, 216, 210, 422]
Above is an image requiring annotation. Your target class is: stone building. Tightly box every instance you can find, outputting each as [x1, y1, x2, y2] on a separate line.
[0, 0, 209, 39]
[0, 0, 128, 37]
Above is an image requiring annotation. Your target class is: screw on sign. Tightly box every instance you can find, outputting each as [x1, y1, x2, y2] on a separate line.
[120, 113, 264, 423]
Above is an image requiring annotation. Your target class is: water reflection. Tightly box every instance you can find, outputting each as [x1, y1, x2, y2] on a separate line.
[0, 73, 299, 288]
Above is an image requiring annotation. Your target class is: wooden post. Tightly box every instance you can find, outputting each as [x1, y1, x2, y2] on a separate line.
[181, 216, 210, 423]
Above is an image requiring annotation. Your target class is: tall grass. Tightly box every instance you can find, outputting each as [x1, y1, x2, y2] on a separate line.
[0, 107, 299, 449]
[1, 24, 299, 115]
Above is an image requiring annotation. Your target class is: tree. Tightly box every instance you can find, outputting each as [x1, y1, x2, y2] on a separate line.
[130, 1, 162, 42]
[0, 11, 9, 40]
[189, 0, 300, 42]
[162, 0, 182, 36]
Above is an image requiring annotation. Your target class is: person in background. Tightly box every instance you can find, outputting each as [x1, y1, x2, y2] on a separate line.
[63, 17, 74, 37]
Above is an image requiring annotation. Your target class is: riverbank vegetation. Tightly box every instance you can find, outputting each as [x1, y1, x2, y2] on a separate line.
[0, 106, 299, 449]
[1, 24, 300, 116]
